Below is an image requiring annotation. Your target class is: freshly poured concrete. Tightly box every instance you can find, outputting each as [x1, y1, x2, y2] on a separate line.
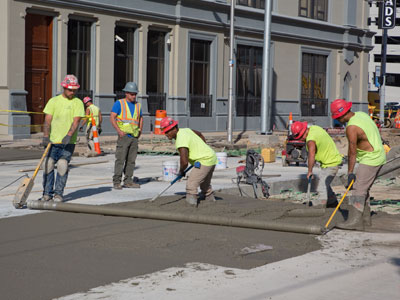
[0, 193, 321, 300]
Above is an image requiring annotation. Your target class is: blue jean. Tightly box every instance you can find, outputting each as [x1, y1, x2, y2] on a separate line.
[42, 144, 75, 197]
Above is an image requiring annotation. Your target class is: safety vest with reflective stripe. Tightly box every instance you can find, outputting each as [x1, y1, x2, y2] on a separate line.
[116, 99, 141, 137]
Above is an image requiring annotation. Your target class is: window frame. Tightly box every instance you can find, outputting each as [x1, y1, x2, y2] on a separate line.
[67, 18, 95, 100]
[300, 48, 330, 117]
[114, 24, 136, 100]
[298, 0, 328, 22]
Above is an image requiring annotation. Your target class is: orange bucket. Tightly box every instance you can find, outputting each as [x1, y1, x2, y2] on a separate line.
[154, 110, 167, 135]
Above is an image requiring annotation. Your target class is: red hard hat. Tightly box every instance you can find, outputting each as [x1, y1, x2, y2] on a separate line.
[290, 121, 308, 140]
[83, 97, 92, 104]
[331, 99, 352, 119]
[61, 75, 80, 89]
[160, 117, 178, 134]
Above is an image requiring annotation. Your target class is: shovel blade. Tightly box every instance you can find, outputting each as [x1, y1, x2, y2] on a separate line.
[13, 177, 34, 208]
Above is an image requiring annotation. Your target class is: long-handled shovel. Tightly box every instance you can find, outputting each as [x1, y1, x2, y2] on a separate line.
[324, 179, 354, 231]
[13, 143, 52, 208]
[306, 176, 312, 206]
[150, 165, 193, 202]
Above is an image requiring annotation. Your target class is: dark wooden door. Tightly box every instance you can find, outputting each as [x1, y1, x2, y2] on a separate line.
[25, 14, 52, 133]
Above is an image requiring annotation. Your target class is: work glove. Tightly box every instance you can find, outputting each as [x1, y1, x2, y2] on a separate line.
[347, 173, 356, 190]
[41, 137, 50, 148]
[98, 126, 102, 135]
[79, 127, 84, 132]
[61, 135, 71, 145]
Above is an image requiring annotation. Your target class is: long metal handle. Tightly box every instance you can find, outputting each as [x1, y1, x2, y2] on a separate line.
[324, 179, 354, 229]
[32, 143, 52, 180]
[150, 165, 193, 202]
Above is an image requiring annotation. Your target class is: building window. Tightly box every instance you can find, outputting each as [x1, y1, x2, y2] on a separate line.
[299, 0, 328, 21]
[237, 0, 265, 9]
[114, 26, 135, 100]
[236, 45, 263, 117]
[301, 53, 328, 116]
[67, 19, 92, 99]
[147, 30, 166, 116]
[374, 55, 400, 63]
[189, 39, 212, 117]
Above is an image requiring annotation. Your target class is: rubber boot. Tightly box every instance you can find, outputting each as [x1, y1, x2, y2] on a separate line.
[336, 206, 364, 231]
[185, 194, 198, 206]
[363, 204, 372, 227]
[205, 193, 216, 202]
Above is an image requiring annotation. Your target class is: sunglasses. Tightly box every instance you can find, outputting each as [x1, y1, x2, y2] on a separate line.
[127, 92, 137, 96]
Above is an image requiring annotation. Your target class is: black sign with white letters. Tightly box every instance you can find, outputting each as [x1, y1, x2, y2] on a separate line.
[379, 0, 396, 29]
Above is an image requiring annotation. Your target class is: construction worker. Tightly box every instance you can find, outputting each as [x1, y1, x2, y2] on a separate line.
[160, 117, 217, 206]
[290, 121, 343, 208]
[40, 75, 85, 202]
[79, 97, 102, 156]
[331, 99, 386, 230]
[110, 82, 143, 189]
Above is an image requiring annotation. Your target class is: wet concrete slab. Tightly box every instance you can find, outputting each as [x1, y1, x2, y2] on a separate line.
[1, 193, 323, 300]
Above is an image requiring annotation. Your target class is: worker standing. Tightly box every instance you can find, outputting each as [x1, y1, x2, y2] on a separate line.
[79, 97, 102, 156]
[110, 82, 143, 189]
[40, 75, 85, 202]
[331, 99, 386, 230]
[290, 121, 343, 208]
[160, 117, 217, 207]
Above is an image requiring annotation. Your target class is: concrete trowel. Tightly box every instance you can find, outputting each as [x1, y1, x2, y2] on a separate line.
[13, 143, 51, 209]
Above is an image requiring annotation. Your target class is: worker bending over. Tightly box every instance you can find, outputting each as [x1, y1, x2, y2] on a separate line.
[331, 99, 386, 230]
[160, 117, 217, 206]
[291, 121, 342, 208]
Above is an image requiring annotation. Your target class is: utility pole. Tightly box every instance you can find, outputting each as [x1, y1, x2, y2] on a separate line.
[227, 1, 235, 143]
[377, 0, 395, 123]
[260, 0, 273, 134]
[380, 28, 387, 124]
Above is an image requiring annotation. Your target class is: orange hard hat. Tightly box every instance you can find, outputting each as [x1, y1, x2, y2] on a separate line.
[61, 74, 80, 89]
[331, 99, 352, 119]
[290, 121, 308, 139]
[160, 117, 178, 134]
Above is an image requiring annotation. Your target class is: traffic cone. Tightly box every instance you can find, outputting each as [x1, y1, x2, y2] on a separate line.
[288, 112, 293, 135]
[91, 115, 101, 154]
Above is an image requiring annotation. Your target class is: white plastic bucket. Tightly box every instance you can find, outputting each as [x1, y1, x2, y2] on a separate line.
[162, 161, 178, 181]
[216, 152, 228, 169]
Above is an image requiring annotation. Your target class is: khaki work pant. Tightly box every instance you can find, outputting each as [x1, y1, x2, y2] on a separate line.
[186, 164, 215, 197]
[113, 135, 138, 185]
[315, 166, 339, 206]
[350, 163, 382, 212]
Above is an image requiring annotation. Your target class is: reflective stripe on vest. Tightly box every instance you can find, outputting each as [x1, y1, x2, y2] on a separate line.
[116, 99, 141, 136]
[116, 99, 140, 126]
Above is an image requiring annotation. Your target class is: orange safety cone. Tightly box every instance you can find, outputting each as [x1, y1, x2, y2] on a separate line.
[91, 115, 101, 154]
[288, 112, 293, 134]
[154, 110, 167, 135]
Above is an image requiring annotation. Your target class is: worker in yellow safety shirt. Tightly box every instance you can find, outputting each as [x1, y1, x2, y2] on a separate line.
[331, 99, 386, 231]
[160, 117, 217, 207]
[290, 121, 343, 209]
[110, 82, 143, 190]
[79, 96, 102, 156]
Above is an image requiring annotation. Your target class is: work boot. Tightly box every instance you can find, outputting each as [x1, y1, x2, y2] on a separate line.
[335, 206, 364, 231]
[123, 182, 140, 188]
[113, 183, 123, 190]
[53, 194, 63, 203]
[38, 194, 52, 201]
[326, 200, 339, 208]
[185, 194, 198, 206]
[205, 193, 216, 202]
[363, 204, 372, 227]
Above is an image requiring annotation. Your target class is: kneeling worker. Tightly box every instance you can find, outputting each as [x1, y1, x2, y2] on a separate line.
[160, 117, 217, 206]
[290, 121, 343, 208]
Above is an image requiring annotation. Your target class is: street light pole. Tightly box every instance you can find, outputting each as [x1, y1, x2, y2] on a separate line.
[379, 28, 387, 124]
[260, 0, 273, 134]
[227, 1, 235, 143]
